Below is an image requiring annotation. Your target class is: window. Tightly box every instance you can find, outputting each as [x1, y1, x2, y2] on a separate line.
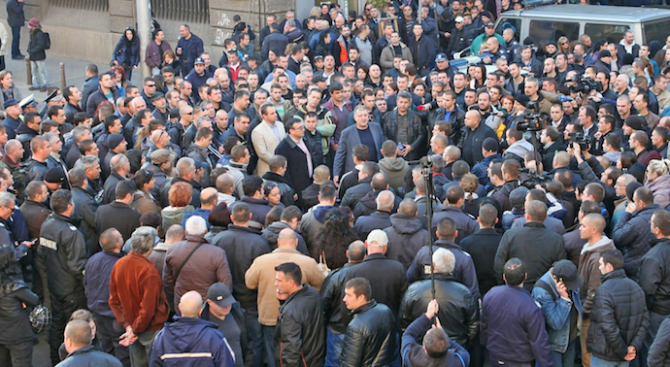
[585, 23, 630, 44]
[528, 20, 579, 45]
[644, 21, 667, 45]
[496, 17, 522, 41]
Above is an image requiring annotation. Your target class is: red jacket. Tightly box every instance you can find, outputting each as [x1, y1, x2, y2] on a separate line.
[109, 251, 169, 333]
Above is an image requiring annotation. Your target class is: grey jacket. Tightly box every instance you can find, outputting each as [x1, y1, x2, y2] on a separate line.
[333, 122, 384, 178]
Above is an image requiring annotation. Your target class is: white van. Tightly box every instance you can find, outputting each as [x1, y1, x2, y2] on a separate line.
[494, 4, 670, 45]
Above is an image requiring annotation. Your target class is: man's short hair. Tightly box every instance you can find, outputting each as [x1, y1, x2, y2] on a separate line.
[269, 155, 287, 172]
[345, 277, 372, 300]
[504, 258, 526, 286]
[352, 144, 370, 162]
[231, 202, 251, 223]
[479, 204, 498, 227]
[319, 183, 337, 201]
[437, 217, 456, 239]
[423, 324, 449, 358]
[99, 228, 121, 253]
[115, 180, 137, 200]
[526, 200, 548, 222]
[635, 186, 655, 206]
[600, 249, 624, 270]
[653, 209, 670, 236]
[64, 320, 93, 348]
[242, 175, 263, 197]
[25, 180, 46, 200]
[50, 189, 73, 214]
[275, 262, 302, 286]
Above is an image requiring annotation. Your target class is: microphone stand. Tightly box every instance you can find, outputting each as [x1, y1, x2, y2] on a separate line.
[420, 156, 436, 301]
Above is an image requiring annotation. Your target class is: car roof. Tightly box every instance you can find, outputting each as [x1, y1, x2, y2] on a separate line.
[500, 4, 670, 23]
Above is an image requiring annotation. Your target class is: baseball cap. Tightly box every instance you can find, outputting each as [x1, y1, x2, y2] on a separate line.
[207, 283, 236, 308]
[151, 149, 171, 165]
[44, 167, 66, 184]
[455, 16, 464, 23]
[366, 229, 388, 247]
[151, 91, 165, 101]
[552, 260, 582, 291]
[194, 57, 205, 65]
[509, 186, 529, 210]
[482, 137, 498, 153]
[193, 159, 209, 170]
[108, 133, 125, 150]
[435, 53, 448, 63]
[484, 22, 495, 28]
[3, 99, 19, 109]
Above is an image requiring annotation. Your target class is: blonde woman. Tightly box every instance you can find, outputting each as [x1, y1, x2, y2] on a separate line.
[646, 159, 670, 208]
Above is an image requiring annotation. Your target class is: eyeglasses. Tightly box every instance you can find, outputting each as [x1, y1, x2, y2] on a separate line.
[5, 206, 14, 212]
[146, 84, 156, 88]
[184, 111, 193, 115]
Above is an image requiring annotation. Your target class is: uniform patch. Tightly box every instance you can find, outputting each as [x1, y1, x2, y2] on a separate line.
[69, 225, 77, 231]
[40, 237, 57, 250]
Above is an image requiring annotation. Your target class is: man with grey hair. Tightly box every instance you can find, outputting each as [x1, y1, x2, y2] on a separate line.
[109, 226, 170, 367]
[164, 216, 232, 312]
[345, 229, 408, 317]
[494, 200, 568, 291]
[74, 155, 103, 201]
[400, 248, 479, 347]
[160, 156, 201, 208]
[0, 139, 27, 202]
[353, 189, 395, 240]
[102, 154, 129, 204]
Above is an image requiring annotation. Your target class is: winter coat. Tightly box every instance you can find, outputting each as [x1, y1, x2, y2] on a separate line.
[145, 40, 172, 69]
[494, 222, 568, 291]
[639, 238, 670, 315]
[400, 274, 478, 346]
[71, 187, 99, 255]
[86, 85, 121, 118]
[163, 234, 233, 309]
[353, 190, 401, 218]
[378, 157, 409, 191]
[96, 201, 141, 243]
[408, 35, 436, 76]
[0, 287, 37, 345]
[57, 345, 122, 367]
[83, 250, 124, 319]
[384, 213, 429, 270]
[340, 301, 396, 367]
[354, 211, 392, 241]
[299, 205, 332, 254]
[211, 224, 271, 310]
[401, 314, 470, 367]
[382, 110, 426, 160]
[431, 206, 478, 244]
[261, 221, 309, 255]
[112, 35, 140, 67]
[612, 204, 661, 280]
[460, 228, 503, 296]
[176, 33, 205, 75]
[161, 205, 194, 234]
[646, 174, 670, 209]
[274, 136, 317, 201]
[379, 42, 413, 71]
[321, 263, 362, 334]
[6, 0, 24, 28]
[341, 179, 374, 210]
[587, 269, 649, 362]
[262, 171, 296, 207]
[28, 28, 47, 61]
[460, 122, 498, 166]
[579, 237, 617, 316]
[228, 197, 272, 229]
[131, 190, 160, 216]
[648, 316, 670, 366]
[151, 316, 235, 367]
[345, 253, 408, 316]
[276, 286, 326, 367]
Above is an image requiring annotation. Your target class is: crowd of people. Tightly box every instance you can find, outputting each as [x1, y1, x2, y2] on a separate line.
[3, 0, 670, 366]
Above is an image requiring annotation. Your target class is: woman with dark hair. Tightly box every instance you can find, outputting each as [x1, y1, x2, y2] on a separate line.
[592, 39, 609, 60]
[313, 31, 332, 59]
[124, 148, 143, 174]
[131, 168, 160, 216]
[313, 207, 358, 269]
[162, 50, 181, 77]
[0, 244, 38, 366]
[263, 182, 285, 208]
[111, 27, 140, 81]
[356, 64, 369, 82]
[205, 202, 231, 242]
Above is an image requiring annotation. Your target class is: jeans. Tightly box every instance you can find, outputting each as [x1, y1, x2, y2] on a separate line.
[96, 314, 130, 367]
[10, 25, 21, 58]
[30, 60, 48, 88]
[325, 328, 344, 367]
[262, 324, 276, 367]
[244, 308, 264, 367]
[0, 340, 33, 367]
[551, 339, 577, 367]
[590, 355, 629, 367]
[49, 292, 87, 365]
[129, 329, 158, 367]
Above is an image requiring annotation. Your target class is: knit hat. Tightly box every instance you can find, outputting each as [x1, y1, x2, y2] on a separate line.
[626, 181, 643, 202]
[523, 37, 534, 46]
[622, 53, 635, 66]
[482, 137, 499, 153]
[108, 133, 125, 151]
[28, 18, 40, 28]
[624, 116, 645, 131]
[598, 50, 612, 59]
[44, 168, 65, 184]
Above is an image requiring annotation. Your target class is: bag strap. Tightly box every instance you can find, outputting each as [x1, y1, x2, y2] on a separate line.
[535, 279, 557, 300]
[174, 242, 205, 281]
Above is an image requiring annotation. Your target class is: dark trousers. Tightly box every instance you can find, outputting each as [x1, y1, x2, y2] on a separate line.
[10, 25, 21, 58]
[49, 292, 87, 366]
[262, 324, 276, 367]
[0, 340, 33, 367]
[96, 314, 130, 367]
[244, 308, 264, 367]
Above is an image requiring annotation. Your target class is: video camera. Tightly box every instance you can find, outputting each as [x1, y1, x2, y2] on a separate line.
[514, 101, 549, 132]
[569, 76, 603, 95]
[567, 132, 594, 150]
[519, 167, 552, 190]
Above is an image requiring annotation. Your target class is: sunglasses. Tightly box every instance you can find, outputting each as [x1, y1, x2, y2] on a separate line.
[146, 84, 156, 87]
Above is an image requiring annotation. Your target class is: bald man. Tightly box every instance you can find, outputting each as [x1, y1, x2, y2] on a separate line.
[181, 187, 218, 229]
[61, 320, 123, 366]
[152, 290, 235, 366]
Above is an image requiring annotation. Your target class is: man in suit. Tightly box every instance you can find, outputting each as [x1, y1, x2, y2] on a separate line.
[275, 118, 316, 207]
[252, 104, 286, 177]
[333, 106, 384, 184]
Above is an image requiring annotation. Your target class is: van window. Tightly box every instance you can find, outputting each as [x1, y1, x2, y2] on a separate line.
[528, 20, 579, 44]
[496, 17, 521, 41]
[584, 24, 630, 44]
[644, 21, 667, 45]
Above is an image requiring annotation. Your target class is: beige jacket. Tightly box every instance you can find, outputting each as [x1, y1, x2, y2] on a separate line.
[245, 247, 325, 325]
[252, 120, 286, 177]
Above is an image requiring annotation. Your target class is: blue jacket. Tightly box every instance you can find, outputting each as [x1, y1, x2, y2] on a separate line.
[471, 153, 501, 186]
[151, 316, 235, 367]
[185, 69, 214, 104]
[112, 35, 140, 67]
[481, 285, 553, 366]
[401, 314, 470, 367]
[532, 270, 583, 353]
[181, 208, 211, 230]
[84, 251, 124, 319]
[176, 34, 205, 75]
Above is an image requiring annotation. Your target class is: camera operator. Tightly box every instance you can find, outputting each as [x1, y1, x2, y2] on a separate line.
[524, 78, 551, 115]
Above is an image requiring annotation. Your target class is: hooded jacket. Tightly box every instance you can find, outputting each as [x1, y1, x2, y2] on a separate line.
[504, 139, 535, 162]
[151, 316, 235, 367]
[261, 221, 309, 255]
[384, 213, 429, 270]
[579, 236, 617, 316]
[378, 157, 409, 191]
[646, 174, 670, 209]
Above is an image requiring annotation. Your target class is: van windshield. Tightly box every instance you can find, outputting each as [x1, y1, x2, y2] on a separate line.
[584, 24, 630, 44]
[528, 20, 579, 44]
[644, 20, 667, 44]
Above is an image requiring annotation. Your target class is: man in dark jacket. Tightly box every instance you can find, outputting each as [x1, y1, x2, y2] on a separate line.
[431, 185, 478, 243]
[384, 199, 429, 270]
[649, 317, 670, 366]
[275, 262, 325, 367]
[401, 299, 471, 367]
[152, 291, 235, 366]
[353, 190, 394, 241]
[612, 186, 660, 281]
[25, 136, 50, 183]
[38, 189, 88, 365]
[587, 249, 649, 366]
[83, 228, 129, 365]
[340, 163, 378, 210]
[211, 202, 271, 367]
[339, 277, 396, 367]
[320, 241, 366, 367]
[408, 23, 436, 77]
[58, 320, 122, 367]
[69, 169, 100, 255]
[261, 155, 296, 208]
[261, 23, 289, 61]
[481, 258, 553, 366]
[275, 118, 317, 206]
[95, 180, 140, 243]
[27, 18, 49, 91]
[176, 24, 205, 76]
[383, 91, 426, 160]
[7, 0, 25, 60]
[228, 176, 273, 230]
[400, 248, 478, 347]
[494, 200, 567, 291]
[201, 283, 247, 367]
[460, 110, 498, 166]
[86, 72, 121, 118]
[460, 204, 502, 297]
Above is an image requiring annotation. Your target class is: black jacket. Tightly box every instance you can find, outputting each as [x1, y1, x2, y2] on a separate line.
[6, 0, 25, 28]
[639, 238, 670, 315]
[261, 171, 296, 208]
[431, 206, 478, 244]
[400, 274, 478, 346]
[211, 224, 271, 309]
[429, 107, 465, 145]
[494, 222, 567, 291]
[228, 197, 272, 230]
[86, 86, 121, 117]
[38, 213, 87, 299]
[382, 110, 426, 160]
[25, 158, 48, 183]
[353, 190, 402, 218]
[353, 211, 392, 241]
[460, 228, 503, 296]
[340, 178, 373, 210]
[612, 204, 661, 280]
[261, 221, 309, 255]
[345, 253, 408, 316]
[28, 28, 48, 61]
[102, 171, 125, 205]
[95, 201, 141, 243]
[587, 269, 649, 361]
[160, 176, 202, 209]
[648, 316, 670, 366]
[321, 262, 362, 334]
[275, 136, 316, 201]
[340, 301, 396, 367]
[460, 122, 498, 166]
[383, 213, 429, 270]
[0, 287, 37, 345]
[72, 187, 100, 255]
[276, 286, 326, 367]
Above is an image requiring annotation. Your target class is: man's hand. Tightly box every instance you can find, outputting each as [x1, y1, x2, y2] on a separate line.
[624, 346, 636, 361]
[556, 279, 570, 300]
[444, 32, 451, 38]
[626, 201, 637, 214]
[425, 299, 439, 319]
[21, 240, 36, 248]
[333, 176, 339, 186]
[574, 143, 584, 163]
[402, 145, 413, 157]
[119, 326, 137, 347]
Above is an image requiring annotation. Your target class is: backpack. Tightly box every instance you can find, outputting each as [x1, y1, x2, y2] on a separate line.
[43, 32, 51, 50]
